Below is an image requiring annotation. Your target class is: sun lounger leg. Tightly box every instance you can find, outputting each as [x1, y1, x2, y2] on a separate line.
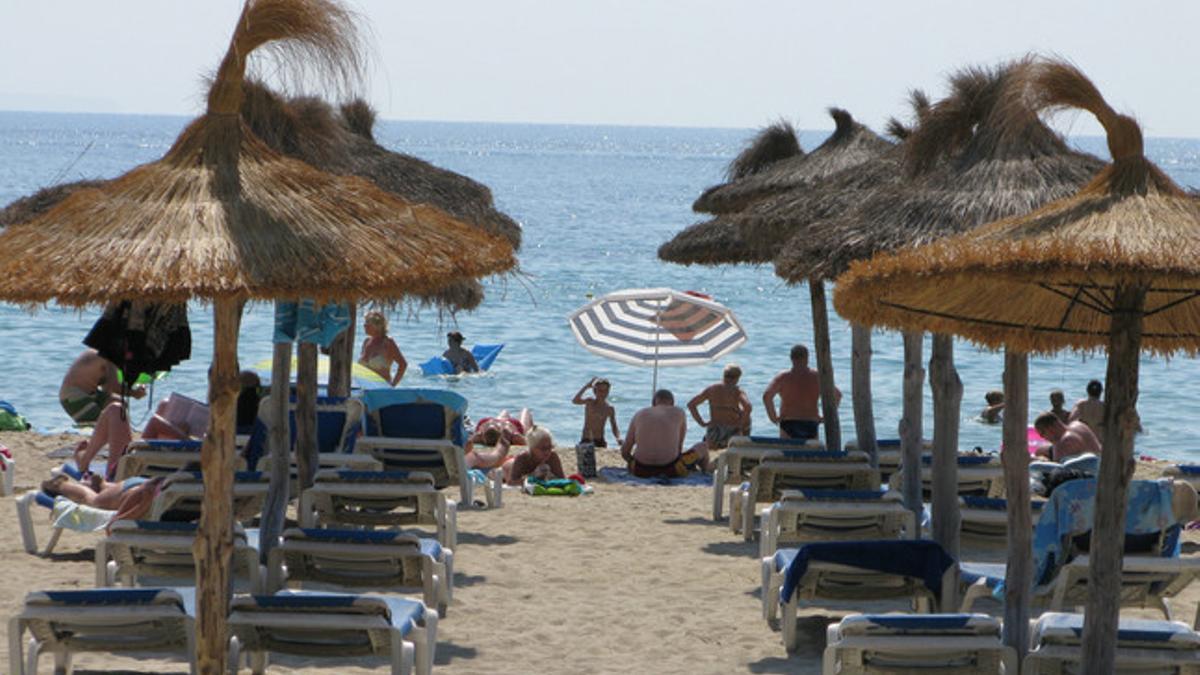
[54, 648, 72, 675]
[94, 541, 109, 586]
[186, 618, 197, 675]
[486, 468, 502, 508]
[26, 637, 39, 675]
[420, 608, 438, 675]
[443, 550, 455, 604]
[728, 486, 742, 534]
[761, 558, 774, 621]
[43, 526, 63, 556]
[1, 454, 14, 496]
[389, 630, 413, 675]
[712, 455, 727, 520]
[741, 491, 754, 540]
[782, 596, 800, 652]
[1154, 595, 1173, 622]
[444, 499, 458, 549]
[17, 493, 39, 555]
[8, 617, 24, 675]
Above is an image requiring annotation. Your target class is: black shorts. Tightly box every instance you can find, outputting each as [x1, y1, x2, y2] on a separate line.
[580, 436, 607, 449]
[779, 419, 819, 440]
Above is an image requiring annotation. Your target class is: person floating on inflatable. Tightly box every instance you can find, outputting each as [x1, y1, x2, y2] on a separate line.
[443, 331, 479, 374]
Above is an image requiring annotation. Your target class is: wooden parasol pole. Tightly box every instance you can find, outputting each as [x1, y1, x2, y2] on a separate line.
[1001, 349, 1032, 658]
[327, 302, 355, 398]
[258, 339, 292, 564]
[295, 341, 320, 492]
[900, 331, 924, 533]
[929, 334, 962, 557]
[193, 296, 242, 673]
[851, 323, 877, 467]
[809, 278, 841, 452]
[1081, 284, 1146, 672]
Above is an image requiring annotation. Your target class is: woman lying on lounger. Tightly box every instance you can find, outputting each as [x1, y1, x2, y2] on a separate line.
[465, 408, 534, 470]
[41, 472, 171, 523]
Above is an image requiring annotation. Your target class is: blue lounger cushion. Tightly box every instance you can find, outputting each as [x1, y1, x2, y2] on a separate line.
[33, 587, 195, 616]
[1034, 612, 1200, 648]
[296, 528, 442, 558]
[744, 436, 819, 447]
[793, 489, 889, 501]
[921, 454, 997, 466]
[962, 496, 1045, 512]
[327, 470, 428, 482]
[780, 450, 850, 460]
[139, 439, 204, 451]
[1176, 464, 1200, 476]
[779, 540, 956, 604]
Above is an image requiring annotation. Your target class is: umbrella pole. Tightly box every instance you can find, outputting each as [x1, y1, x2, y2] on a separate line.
[851, 323, 877, 467]
[194, 297, 242, 673]
[809, 279, 841, 453]
[1001, 349, 1032, 658]
[929, 334, 962, 557]
[327, 302, 355, 397]
[296, 341, 320, 492]
[652, 304, 663, 403]
[259, 339, 292, 564]
[1082, 285, 1146, 673]
[900, 331, 925, 535]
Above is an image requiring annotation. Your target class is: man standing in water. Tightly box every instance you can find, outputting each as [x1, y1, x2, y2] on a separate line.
[762, 344, 840, 441]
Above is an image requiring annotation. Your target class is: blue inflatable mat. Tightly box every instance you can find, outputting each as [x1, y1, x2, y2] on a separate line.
[419, 343, 503, 376]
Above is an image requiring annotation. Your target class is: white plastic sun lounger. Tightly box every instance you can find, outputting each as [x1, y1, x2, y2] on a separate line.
[844, 438, 933, 482]
[149, 470, 270, 523]
[888, 454, 1004, 499]
[822, 613, 1017, 674]
[731, 453, 879, 538]
[227, 590, 438, 675]
[711, 435, 823, 519]
[762, 540, 958, 651]
[257, 450, 384, 496]
[958, 495, 1045, 545]
[115, 439, 253, 481]
[299, 469, 457, 549]
[759, 489, 914, 558]
[268, 527, 453, 617]
[95, 520, 265, 593]
[0, 445, 15, 496]
[1023, 612, 1200, 674]
[8, 587, 196, 675]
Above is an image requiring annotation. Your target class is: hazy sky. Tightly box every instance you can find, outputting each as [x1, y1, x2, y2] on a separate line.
[2, 1, 1196, 137]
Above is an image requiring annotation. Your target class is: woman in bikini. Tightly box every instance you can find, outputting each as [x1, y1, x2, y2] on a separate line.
[358, 311, 407, 386]
[464, 408, 534, 469]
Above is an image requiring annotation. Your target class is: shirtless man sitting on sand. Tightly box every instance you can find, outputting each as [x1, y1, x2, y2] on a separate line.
[688, 364, 751, 451]
[503, 426, 566, 486]
[572, 377, 621, 448]
[59, 348, 145, 477]
[762, 344, 840, 441]
[620, 390, 709, 478]
[1034, 412, 1102, 463]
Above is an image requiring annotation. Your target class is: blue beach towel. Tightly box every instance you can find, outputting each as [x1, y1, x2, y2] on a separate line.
[598, 466, 712, 487]
[778, 539, 956, 605]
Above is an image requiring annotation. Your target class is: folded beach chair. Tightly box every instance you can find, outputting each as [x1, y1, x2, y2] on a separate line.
[711, 435, 823, 520]
[959, 478, 1200, 626]
[96, 520, 265, 592]
[958, 495, 1045, 545]
[356, 388, 501, 508]
[822, 613, 1017, 674]
[1023, 612, 1200, 674]
[268, 527, 453, 617]
[299, 469, 457, 549]
[729, 451, 880, 538]
[150, 470, 270, 523]
[227, 590, 438, 675]
[888, 453, 1004, 499]
[762, 539, 958, 651]
[759, 489, 915, 558]
[8, 587, 196, 675]
[114, 438, 239, 481]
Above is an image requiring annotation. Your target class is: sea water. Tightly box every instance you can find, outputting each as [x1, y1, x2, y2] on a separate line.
[2, 111, 1199, 461]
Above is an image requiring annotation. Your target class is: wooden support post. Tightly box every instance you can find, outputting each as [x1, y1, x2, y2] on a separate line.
[809, 279, 841, 453]
[326, 302, 355, 398]
[258, 339, 292, 564]
[1081, 284, 1146, 673]
[851, 324, 877, 467]
[900, 331, 924, 534]
[929, 334, 962, 557]
[1001, 349, 1032, 658]
[193, 297, 242, 674]
[295, 341, 319, 493]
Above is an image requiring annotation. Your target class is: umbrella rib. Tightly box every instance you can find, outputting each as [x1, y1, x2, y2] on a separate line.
[1143, 291, 1200, 318]
[1037, 283, 1111, 318]
[1054, 285, 1085, 330]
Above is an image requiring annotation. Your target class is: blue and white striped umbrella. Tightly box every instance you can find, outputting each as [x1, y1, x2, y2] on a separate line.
[568, 288, 747, 377]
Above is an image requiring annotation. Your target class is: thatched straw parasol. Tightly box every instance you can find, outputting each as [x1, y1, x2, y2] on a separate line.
[695, 109, 893, 215]
[0, 0, 514, 670]
[834, 59, 1200, 670]
[656, 218, 756, 266]
[692, 121, 803, 214]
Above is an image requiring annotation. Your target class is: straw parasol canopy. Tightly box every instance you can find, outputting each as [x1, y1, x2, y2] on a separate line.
[0, 0, 514, 669]
[691, 121, 803, 215]
[835, 58, 1200, 671]
[728, 92, 929, 267]
[695, 109, 893, 215]
[656, 217, 756, 266]
[776, 59, 1105, 283]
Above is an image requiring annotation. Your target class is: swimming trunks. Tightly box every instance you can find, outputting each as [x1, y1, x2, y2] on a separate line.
[779, 419, 819, 440]
[703, 424, 740, 449]
[580, 435, 607, 449]
[629, 450, 701, 479]
[60, 387, 111, 424]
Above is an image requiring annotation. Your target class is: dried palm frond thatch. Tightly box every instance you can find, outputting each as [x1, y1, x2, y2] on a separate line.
[696, 108, 893, 215]
[775, 58, 1104, 283]
[834, 59, 1200, 356]
[731, 92, 930, 265]
[657, 217, 755, 266]
[692, 121, 803, 214]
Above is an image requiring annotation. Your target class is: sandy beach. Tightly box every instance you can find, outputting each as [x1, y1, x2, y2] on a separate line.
[0, 429, 1196, 674]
